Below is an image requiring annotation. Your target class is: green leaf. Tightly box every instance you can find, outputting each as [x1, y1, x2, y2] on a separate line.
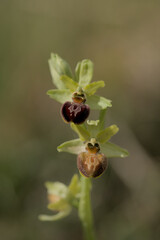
[76, 60, 93, 87]
[100, 142, 129, 158]
[68, 174, 81, 197]
[45, 182, 68, 198]
[70, 123, 90, 141]
[96, 125, 119, 143]
[39, 207, 71, 221]
[84, 81, 105, 96]
[57, 139, 85, 155]
[86, 95, 112, 110]
[60, 75, 78, 92]
[47, 89, 72, 104]
[48, 53, 73, 89]
[86, 120, 100, 138]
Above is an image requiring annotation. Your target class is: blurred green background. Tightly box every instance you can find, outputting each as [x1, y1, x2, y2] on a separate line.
[0, 1, 160, 240]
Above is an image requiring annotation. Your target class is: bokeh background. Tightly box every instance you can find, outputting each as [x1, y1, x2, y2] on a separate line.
[0, 1, 160, 240]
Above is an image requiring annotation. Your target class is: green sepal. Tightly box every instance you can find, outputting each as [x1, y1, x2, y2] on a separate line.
[60, 75, 78, 92]
[96, 125, 119, 143]
[100, 142, 129, 158]
[84, 81, 105, 96]
[57, 139, 85, 155]
[86, 120, 100, 138]
[70, 123, 90, 141]
[47, 89, 72, 104]
[39, 207, 71, 221]
[45, 182, 68, 198]
[75, 60, 93, 87]
[86, 95, 112, 109]
[48, 53, 73, 89]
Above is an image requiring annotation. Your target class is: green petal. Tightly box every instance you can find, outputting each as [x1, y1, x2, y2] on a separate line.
[45, 182, 68, 198]
[39, 207, 71, 221]
[60, 75, 78, 92]
[75, 60, 93, 87]
[57, 139, 85, 155]
[84, 81, 105, 96]
[86, 95, 112, 110]
[47, 89, 72, 104]
[70, 123, 90, 141]
[100, 142, 129, 158]
[48, 53, 73, 89]
[96, 125, 119, 143]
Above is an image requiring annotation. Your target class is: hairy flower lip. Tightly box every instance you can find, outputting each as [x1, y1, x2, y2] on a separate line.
[77, 150, 107, 178]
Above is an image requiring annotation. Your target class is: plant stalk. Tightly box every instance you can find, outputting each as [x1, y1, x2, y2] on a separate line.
[78, 175, 96, 240]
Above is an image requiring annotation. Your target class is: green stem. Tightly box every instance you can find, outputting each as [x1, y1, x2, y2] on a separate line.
[78, 175, 96, 240]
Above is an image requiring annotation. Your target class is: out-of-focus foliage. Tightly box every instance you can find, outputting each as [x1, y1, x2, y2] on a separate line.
[0, 1, 160, 240]
[39, 174, 81, 221]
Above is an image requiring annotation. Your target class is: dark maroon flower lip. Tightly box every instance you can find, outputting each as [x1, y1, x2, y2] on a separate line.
[61, 101, 72, 123]
[61, 101, 90, 125]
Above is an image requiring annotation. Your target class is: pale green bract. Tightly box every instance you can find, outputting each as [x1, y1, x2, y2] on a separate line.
[98, 109, 107, 131]
[68, 174, 81, 198]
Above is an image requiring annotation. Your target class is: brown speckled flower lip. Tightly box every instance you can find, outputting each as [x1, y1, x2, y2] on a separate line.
[77, 151, 107, 178]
